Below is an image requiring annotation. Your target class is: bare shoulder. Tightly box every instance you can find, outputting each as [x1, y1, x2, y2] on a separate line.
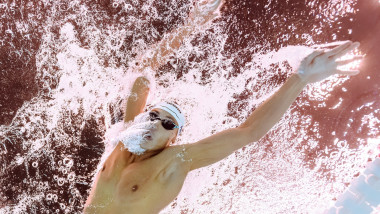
[150, 145, 192, 182]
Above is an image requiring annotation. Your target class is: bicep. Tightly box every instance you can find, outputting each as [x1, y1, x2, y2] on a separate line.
[183, 127, 255, 171]
[124, 76, 150, 123]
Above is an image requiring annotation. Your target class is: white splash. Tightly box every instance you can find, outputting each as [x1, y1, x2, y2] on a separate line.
[105, 113, 153, 155]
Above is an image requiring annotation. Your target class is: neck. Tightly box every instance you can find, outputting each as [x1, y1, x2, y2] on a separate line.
[115, 143, 165, 164]
[130, 148, 164, 162]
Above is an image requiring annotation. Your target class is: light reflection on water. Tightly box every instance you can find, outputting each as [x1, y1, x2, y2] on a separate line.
[0, 0, 379, 213]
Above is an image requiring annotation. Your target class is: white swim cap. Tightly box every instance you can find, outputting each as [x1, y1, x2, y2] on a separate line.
[152, 102, 186, 134]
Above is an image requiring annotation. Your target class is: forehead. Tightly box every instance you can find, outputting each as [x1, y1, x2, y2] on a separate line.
[151, 108, 178, 125]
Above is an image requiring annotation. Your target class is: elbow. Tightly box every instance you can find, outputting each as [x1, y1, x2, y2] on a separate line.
[136, 76, 150, 86]
[238, 126, 260, 143]
[238, 122, 261, 142]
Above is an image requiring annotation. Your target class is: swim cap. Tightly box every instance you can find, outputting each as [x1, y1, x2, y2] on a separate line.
[152, 102, 186, 134]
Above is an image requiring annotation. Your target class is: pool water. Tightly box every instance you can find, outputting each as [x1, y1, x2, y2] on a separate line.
[0, 0, 379, 213]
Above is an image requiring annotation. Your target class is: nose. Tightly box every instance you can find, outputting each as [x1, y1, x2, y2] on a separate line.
[151, 120, 160, 130]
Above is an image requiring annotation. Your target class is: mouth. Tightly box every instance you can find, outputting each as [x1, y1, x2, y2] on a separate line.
[144, 131, 153, 140]
[145, 135, 152, 140]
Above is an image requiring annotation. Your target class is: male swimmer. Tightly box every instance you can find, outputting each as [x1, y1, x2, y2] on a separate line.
[84, 0, 363, 213]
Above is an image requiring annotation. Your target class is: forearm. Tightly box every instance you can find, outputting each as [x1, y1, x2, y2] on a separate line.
[140, 24, 193, 71]
[124, 77, 150, 123]
[137, 0, 223, 72]
[239, 73, 308, 141]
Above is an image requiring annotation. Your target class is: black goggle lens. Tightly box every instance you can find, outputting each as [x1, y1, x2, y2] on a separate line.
[149, 112, 177, 130]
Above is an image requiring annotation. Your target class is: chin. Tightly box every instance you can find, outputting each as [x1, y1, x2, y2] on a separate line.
[141, 139, 159, 150]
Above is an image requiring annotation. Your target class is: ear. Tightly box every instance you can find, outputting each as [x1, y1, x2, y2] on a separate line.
[170, 134, 178, 144]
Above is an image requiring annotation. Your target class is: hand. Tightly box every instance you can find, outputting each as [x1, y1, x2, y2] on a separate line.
[297, 41, 363, 83]
[187, 0, 224, 27]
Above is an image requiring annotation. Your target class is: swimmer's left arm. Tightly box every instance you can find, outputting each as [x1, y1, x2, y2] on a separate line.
[183, 42, 363, 171]
[239, 42, 362, 137]
[124, 76, 150, 123]
[183, 74, 307, 171]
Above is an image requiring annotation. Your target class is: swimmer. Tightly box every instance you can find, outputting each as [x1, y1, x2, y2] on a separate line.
[83, 0, 363, 213]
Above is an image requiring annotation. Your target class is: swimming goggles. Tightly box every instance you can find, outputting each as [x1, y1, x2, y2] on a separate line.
[149, 111, 179, 130]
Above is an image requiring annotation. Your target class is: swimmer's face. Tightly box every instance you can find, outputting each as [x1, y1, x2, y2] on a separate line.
[140, 108, 179, 151]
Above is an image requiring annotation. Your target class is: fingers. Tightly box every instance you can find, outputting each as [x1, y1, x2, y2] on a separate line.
[336, 55, 364, 66]
[324, 41, 352, 57]
[336, 69, 360, 76]
[190, 0, 223, 26]
[334, 42, 360, 59]
[197, 0, 223, 14]
[305, 50, 324, 65]
[326, 41, 360, 59]
[207, 0, 223, 10]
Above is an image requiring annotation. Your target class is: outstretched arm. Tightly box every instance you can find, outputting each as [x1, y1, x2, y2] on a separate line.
[124, 0, 223, 122]
[182, 41, 362, 171]
[136, 0, 224, 72]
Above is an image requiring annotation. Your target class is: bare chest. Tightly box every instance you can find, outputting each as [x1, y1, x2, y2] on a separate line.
[86, 162, 168, 213]
[115, 161, 187, 205]
[86, 146, 191, 213]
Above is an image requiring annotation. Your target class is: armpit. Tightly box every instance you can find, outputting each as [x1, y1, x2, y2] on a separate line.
[175, 145, 192, 163]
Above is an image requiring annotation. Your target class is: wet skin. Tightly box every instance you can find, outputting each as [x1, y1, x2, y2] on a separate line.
[84, 109, 192, 214]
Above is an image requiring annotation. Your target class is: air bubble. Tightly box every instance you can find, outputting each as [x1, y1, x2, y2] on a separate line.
[337, 141, 347, 148]
[125, 4, 133, 10]
[112, 3, 119, 8]
[15, 155, 24, 165]
[68, 172, 75, 181]
[60, 203, 66, 209]
[32, 161, 38, 167]
[53, 194, 58, 200]
[63, 158, 74, 168]
[329, 151, 340, 159]
[58, 178, 65, 186]
[59, 3, 67, 11]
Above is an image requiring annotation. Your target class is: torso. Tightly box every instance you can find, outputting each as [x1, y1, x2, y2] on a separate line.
[84, 142, 191, 214]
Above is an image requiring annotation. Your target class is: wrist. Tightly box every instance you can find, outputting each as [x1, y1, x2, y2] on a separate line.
[181, 23, 195, 35]
[293, 72, 309, 86]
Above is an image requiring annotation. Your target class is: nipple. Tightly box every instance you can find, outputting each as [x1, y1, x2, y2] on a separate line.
[131, 185, 138, 192]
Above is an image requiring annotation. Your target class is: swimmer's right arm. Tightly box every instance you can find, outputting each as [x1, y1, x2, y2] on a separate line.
[124, 1, 223, 122]
[135, 0, 223, 72]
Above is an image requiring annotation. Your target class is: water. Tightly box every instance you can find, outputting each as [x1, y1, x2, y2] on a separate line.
[1, 0, 379, 213]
